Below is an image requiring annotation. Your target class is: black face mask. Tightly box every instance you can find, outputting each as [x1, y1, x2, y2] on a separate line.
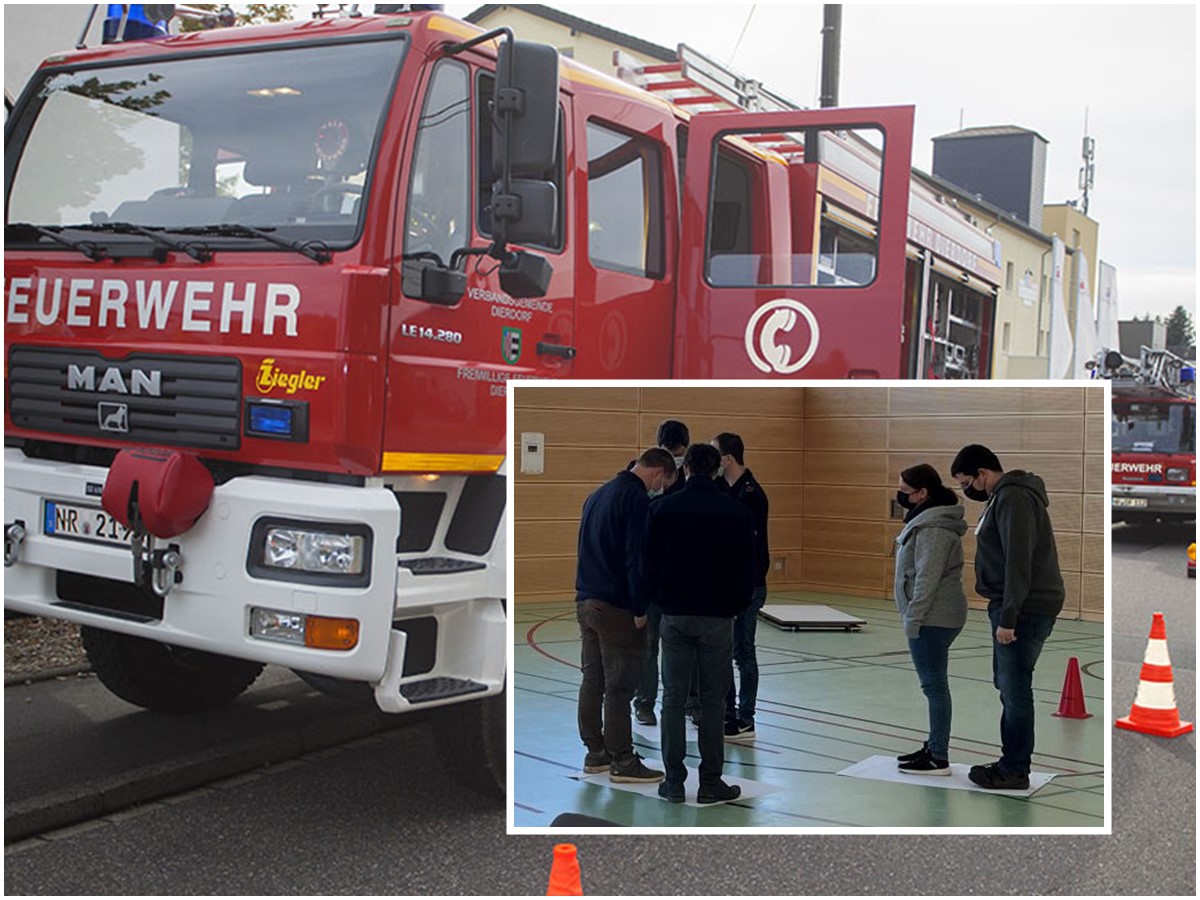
[896, 490, 917, 510]
[962, 485, 989, 502]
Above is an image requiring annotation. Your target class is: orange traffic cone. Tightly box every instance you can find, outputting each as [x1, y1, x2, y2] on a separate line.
[1116, 612, 1193, 738]
[546, 843, 583, 896]
[1052, 656, 1093, 719]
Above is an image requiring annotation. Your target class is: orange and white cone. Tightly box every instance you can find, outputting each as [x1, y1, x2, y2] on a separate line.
[1116, 612, 1193, 738]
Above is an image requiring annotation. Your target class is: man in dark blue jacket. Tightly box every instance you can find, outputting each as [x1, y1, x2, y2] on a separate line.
[646, 443, 755, 804]
[576, 447, 677, 783]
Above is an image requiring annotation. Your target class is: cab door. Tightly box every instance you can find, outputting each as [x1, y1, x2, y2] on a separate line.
[676, 105, 914, 378]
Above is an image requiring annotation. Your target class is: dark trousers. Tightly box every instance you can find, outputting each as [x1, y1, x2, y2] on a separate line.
[577, 599, 647, 764]
[660, 614, 733, 787]
[633, 602, 663, 713]
[725, 586, 767, 723]
[988, 605, 1057, 775]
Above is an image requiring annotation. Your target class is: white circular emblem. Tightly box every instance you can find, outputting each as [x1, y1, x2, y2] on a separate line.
[744, 299, 821, 374]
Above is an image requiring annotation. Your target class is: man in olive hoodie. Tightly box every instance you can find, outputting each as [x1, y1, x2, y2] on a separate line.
[951, 444, 1065, 791]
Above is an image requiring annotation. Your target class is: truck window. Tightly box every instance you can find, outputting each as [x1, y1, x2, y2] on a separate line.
[705, 125, 883, 289]
[6, 38, 406, 244]
[404, 59, 471, 266]
[1113, 401, 1195, 454]
[475, 72, 564, 251]
[586, 120, 664, 279]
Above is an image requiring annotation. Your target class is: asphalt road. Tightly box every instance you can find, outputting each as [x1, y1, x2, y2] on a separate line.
[5, 525, 1195, 895]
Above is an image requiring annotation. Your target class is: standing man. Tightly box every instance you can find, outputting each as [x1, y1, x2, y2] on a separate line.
[575, 448, 677, 784]
[713, 432, 770, 742]
[950, 444, 1065, 791]
[646, 443, 755, 804]
[632, 419, 691, 727]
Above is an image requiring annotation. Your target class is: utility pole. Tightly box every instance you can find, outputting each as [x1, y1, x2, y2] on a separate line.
[819, 5, 842, 108]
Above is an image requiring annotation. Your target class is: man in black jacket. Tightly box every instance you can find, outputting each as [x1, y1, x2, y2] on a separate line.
[646, 443, 755, 804]
[713, 432, 770, 742]
[575, 447, 677, 783]
[951, 444, 1065, 791]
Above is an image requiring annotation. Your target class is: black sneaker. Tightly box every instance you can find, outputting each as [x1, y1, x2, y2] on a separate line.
[697, 780, 741, 804]
[634, 705, 657, 727]
[583, 749, 611, 774]
[896, 741, 930, 763]
[968, 762, 1029, 791]
[689, 712, 703, 728]
[657, 781, 685, 803]
[610, 754, 665, 784]
[723, 719, 755, 742]
[898, 750, 950, 776]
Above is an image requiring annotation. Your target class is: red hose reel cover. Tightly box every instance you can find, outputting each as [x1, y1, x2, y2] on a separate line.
[102, 448, 214, 539]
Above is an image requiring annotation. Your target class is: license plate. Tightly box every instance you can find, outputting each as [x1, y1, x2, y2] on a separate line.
[43, 500, 133, 547]
[1113, 497, 1148, 508]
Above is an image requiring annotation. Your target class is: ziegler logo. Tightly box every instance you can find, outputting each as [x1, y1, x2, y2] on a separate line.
[255, 358, 327, 395]
[67, 364, 162, 396]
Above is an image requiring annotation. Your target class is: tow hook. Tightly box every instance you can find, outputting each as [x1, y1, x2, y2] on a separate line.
[131, 530, 183, 598]
[5, 521, 27, 567]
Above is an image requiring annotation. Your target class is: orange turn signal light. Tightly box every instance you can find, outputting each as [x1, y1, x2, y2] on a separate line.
[304, 615, 359, 651]
[1188, 543, 1196, 565]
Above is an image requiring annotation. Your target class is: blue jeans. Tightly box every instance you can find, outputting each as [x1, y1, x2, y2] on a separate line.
[660, 614, 733, 787]
[725, 587, 768, 723]
[988, 605, 1057, 775]
[906, 624, 962, 760]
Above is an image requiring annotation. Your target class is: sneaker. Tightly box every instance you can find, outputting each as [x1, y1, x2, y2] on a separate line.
[723, 719, 755, 742]
[583, 749, 611, 774]
[634, 705, 657, 727]
[657, 781, 685, 803]
[968, 762, 1029, 791]
[896, 741, 930, 763]
[610, 754, 665, 784]
[697, 780, 741, 804]
[689, 712, 703, 728]
[898, 750, 950, 776]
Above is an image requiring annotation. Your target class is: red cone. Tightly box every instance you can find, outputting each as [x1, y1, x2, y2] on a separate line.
[547, 843, 583, 896]
[1052, 656, 1093, 719]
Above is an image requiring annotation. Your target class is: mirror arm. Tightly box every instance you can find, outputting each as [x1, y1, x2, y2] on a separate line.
[441, 26, 513, 57]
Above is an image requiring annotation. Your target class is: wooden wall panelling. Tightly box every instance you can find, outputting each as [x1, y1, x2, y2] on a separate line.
[639, 387, 805, 419]
[513, 446, 638, 485]
[805, 451, 890, 485]
[641, 414, 805, 452]
[803, 388, 888, 418]
[514, 386, 639, 411]
[515, 520, 579, 560]
[887, 386, 1087, 417]
[801, 417, 887, 450]
[515, 409, 639, 448]
[887, 416, 1085, 454]
[517, 556, 577, 599]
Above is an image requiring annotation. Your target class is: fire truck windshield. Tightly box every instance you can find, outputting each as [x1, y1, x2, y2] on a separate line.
[1112, 400, 1196, 454]
[5, 37, 407, 248]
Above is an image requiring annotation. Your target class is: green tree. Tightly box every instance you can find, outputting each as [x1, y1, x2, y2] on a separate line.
[1164, 305, 1195, 350]
[178, 4, 293, 32]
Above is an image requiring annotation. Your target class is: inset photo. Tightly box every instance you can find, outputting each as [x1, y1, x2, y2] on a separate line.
[510, 382, 1108, 831]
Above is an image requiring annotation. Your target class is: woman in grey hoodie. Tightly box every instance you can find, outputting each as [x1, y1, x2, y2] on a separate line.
[893, 463, 968, 775]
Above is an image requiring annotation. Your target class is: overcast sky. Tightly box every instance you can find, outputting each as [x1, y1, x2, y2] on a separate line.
[445, 2, 1196, 322]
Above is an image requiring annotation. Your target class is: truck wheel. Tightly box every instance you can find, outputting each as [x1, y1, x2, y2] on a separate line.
[432, 687, 505, 797]
[81, 626, 264, 713]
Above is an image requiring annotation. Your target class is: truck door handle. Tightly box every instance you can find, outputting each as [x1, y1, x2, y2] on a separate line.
[537, 342, 576, 360]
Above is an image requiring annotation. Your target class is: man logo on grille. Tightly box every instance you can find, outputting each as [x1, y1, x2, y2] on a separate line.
[502, 327, 522, 364]
[98, 402, 129, 433]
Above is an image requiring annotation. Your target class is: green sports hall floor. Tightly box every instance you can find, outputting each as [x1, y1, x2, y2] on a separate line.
[513, 591, 1106, 829]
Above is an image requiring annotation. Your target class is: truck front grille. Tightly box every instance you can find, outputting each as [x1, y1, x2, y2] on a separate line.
[8, 346, 241, 451]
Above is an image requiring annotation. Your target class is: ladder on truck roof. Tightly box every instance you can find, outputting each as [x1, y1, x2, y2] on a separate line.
[1092, 346, 1196, 399]
[615, 45, 812, 161]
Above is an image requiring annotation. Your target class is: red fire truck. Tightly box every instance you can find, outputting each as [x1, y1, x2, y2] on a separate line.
[2, 6, 992, 793]
[1096, 348, 1197, 525]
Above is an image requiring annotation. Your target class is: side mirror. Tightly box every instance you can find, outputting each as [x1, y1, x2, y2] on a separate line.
[494, 40, 559, 178]
[491, 178, 557, 247]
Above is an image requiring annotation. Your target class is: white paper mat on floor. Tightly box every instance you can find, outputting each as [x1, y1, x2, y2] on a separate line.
[836, 754, 1055, 797]
[568, 762, 780, 808]
[632, 719, 701, 743]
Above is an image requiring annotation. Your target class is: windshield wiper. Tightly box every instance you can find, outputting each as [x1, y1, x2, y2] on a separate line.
[7, 223, 107, 261]
[77, 222, 213, 263]
[173, 223, 332, 264]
